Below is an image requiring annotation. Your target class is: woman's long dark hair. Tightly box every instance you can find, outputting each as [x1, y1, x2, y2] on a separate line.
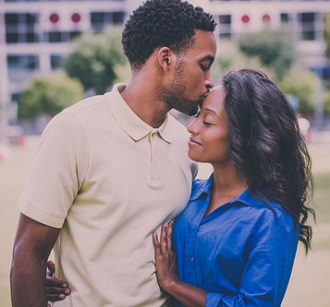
[223, 69, 315, 253]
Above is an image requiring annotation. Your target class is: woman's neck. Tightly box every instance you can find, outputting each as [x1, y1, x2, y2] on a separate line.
[205, 163, 247, 217]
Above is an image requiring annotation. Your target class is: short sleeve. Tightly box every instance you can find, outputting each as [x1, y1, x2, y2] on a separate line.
[18, 112, 89, 228]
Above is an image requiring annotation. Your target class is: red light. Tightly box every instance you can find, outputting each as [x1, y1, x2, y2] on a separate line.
[71, 13, 81, 23]
[49, 13, 59, 24]
[262, 14, 271, 23]
[241, 15, 250, 24]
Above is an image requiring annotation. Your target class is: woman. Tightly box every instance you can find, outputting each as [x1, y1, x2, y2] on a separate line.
[152, 69, 315, 306]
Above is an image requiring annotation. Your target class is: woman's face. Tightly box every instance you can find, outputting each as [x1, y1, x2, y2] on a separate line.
[187, 85, 231, 165]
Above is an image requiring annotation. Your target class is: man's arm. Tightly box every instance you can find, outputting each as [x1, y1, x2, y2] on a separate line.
[10, 213, 60, 307]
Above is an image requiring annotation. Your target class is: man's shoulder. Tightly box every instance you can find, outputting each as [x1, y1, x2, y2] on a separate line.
[63, 84, 126, 115]
[64, 93, 108, 114]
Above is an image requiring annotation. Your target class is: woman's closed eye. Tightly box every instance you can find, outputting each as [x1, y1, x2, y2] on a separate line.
[203, 121, 213, 126]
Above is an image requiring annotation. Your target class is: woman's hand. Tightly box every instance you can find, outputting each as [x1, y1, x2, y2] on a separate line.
[153, 222, 207, 306]
[152, 221, 180, 291]
[46, 260, 71, 304]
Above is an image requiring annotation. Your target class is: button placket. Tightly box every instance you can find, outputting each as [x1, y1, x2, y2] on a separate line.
[148, 130, 160, 181]
[186, 222, 199, 284]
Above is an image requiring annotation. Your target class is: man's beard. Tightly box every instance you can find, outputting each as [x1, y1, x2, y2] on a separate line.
[160, 62, 202, 116]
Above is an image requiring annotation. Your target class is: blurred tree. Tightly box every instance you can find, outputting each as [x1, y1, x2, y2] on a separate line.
[324, 13, 330, 61]
[323, 90, 330, 114]
[18, 73, 84, 119]
[280, 68, 316, 114]
[64, 29, 127, 95]
[238, 30, 295, 80]
[211, 40, 277, 83]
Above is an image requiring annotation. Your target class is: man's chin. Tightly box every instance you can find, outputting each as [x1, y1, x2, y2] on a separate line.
[186, 108, 199, 116]
[176, 103, 200, 116]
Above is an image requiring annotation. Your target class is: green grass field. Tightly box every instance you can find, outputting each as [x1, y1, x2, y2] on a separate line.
[1, 137, 329, 306]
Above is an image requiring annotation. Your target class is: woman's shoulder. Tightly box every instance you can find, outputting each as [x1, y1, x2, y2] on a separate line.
[239, 191, 295, 224]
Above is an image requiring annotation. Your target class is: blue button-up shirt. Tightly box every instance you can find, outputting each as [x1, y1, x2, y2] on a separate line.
[173, 174, 299, 306]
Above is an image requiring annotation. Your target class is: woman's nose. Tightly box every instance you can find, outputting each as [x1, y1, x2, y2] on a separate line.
[187, 120, 199, 135]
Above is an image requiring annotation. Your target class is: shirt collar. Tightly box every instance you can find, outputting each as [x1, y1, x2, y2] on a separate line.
[106, 83, 173, 143]
[190, 172, 267, 208]
[190, 173, 214, 201]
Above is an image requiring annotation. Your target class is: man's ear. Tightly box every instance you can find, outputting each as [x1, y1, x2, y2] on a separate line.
[157, 47, 172, 72]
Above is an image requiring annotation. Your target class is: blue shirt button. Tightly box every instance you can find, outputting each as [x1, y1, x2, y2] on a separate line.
[190, 256, 195, 262]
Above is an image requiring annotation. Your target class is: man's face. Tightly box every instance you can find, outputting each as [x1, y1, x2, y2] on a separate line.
[161, 30, 217, 116]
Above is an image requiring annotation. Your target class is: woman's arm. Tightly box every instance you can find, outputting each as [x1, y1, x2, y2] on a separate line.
[206, 210, 298, 306]
[153, 222, 207, 307]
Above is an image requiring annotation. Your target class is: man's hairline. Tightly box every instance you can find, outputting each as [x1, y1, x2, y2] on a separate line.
[129, 29, 215, 72]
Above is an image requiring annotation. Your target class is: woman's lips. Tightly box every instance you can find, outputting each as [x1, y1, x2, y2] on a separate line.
[188, 137, 202, 146]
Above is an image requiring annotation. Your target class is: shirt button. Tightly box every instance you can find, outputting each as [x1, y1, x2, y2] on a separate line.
[190, 256, 195, 262]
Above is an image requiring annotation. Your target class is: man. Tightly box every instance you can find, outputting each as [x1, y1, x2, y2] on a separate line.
[10, 0, 217, 306]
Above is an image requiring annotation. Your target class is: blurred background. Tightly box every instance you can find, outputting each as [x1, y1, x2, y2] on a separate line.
[1, 0, 330, 306]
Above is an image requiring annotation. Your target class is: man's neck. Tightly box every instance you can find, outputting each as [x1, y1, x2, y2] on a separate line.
[120, 75, 170, 128]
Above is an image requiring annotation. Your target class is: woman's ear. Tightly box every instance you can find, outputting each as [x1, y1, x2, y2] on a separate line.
[157, 47, 172, 72]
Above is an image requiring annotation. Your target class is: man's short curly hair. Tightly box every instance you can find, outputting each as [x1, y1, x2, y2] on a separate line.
[122, 0, 216, 70]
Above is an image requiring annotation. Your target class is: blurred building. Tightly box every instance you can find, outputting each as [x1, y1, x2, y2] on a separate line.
[0, 0, 330, 136]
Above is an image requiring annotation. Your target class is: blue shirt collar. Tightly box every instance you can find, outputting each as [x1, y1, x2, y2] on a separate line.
[190, 172, 268, 208]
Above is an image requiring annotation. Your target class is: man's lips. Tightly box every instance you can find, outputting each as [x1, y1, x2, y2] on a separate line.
[202, 92, 209, 99]
[189, 137, 202, 146]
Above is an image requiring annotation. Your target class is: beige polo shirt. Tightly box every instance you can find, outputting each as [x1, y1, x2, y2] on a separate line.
[18, 84, 197, 307]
